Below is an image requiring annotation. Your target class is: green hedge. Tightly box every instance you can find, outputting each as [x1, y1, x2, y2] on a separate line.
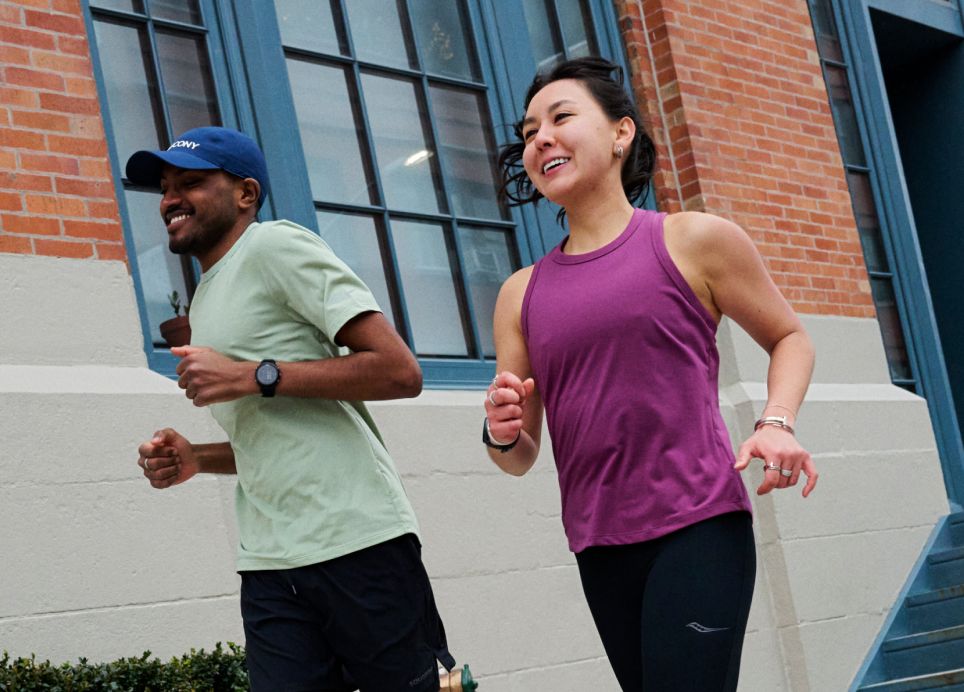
[0, 642, 248, 691]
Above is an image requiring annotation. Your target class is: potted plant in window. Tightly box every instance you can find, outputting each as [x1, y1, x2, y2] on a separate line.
[159, 290, 191, 348]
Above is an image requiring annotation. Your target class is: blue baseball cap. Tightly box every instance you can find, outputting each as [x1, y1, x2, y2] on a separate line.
[125, 126, 270, 208]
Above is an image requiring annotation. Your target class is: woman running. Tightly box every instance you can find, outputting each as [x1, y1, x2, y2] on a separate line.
[483, 56, 818, 691]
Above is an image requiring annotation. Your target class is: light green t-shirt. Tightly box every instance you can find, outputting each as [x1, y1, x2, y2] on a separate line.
[189, 220, 419, 571]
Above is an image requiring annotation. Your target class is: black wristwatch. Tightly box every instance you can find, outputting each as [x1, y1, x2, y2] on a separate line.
[482, 418, 520, 453]
[255, 359, 281, 397]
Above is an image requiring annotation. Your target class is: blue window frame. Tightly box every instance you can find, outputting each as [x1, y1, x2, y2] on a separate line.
[85, 0, 634, 387]
[806, 0, 918, 390]
[84, 0, 239, 376]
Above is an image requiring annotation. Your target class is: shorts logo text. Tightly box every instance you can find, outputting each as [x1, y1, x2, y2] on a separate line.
[686, 622, 730, 633]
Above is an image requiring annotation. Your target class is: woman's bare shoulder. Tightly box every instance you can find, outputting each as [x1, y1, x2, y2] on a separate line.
[501, 264, 536, 297]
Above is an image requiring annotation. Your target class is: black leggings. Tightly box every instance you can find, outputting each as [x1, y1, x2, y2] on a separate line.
[575, 512, 756, 692]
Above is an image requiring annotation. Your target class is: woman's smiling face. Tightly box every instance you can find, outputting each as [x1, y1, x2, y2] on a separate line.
[521, 78, 623, 207]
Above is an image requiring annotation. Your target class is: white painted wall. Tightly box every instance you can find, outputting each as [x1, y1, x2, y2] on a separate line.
[0, 254, 949, 690]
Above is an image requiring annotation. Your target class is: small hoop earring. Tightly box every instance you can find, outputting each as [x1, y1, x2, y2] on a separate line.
[614, 144, 624, 159]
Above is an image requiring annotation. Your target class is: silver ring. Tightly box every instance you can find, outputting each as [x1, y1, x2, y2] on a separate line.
[780, 468, 793, 478]
[488, 391, 497, 406]
[144, 459, 151, 473]
[764, 462, 780, 472]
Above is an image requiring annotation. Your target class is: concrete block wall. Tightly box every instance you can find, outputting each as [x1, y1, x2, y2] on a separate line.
[718, 316, 949, 690]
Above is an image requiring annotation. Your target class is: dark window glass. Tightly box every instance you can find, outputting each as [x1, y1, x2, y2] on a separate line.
[149, 0, 201, 25]
[429, 85, 502, 220]
[824, 65, 866, 167]
[345, 0, 416, 69]
[523, 0, 562, 70]
[316, 211, 395, 327]
[558, 0, 596, 58]
[870, 278, 914, 382]
[125, 189, 191, 345]
[392, 219, 468, 357]
[361, 73, 445, 214]
[287, 58, 375, 205]
[846, 171, 889, 273]
[156, 30, 221, 135]
[90, 0, 144, 12]
[92, 20, 164, 166]
[274, 0, 345, 55]
[458, 226, 517, 357]
[409, 0, 479, 80]
[807, 0, 844, 62]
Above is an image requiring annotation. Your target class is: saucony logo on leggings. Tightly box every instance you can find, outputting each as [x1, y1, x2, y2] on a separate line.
[686, 622, 730, 633]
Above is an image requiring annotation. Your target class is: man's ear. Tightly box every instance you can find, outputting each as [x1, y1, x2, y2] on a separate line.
[238, 178, 260, 212]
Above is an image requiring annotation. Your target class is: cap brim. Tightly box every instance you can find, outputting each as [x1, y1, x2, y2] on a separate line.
[125, 149, 220, 187]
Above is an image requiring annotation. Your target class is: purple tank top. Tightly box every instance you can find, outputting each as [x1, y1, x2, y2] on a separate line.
[522, 208, 752, 553]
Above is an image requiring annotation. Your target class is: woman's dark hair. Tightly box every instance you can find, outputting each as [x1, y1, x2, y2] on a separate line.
[498, 56, 656, 222]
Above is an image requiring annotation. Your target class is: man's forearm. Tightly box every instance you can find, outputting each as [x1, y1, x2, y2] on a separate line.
[270, 351, 422, 401]
[192, 442, 237, 474]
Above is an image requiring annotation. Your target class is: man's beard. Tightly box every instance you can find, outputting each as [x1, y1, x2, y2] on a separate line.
[168, 209, 235, 256]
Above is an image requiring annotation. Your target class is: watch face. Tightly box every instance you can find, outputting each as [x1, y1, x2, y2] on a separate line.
[255, 361, 279, 386]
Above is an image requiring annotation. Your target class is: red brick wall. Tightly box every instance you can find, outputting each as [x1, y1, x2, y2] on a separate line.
[616, 0, 874, 317]
[0, 0, 123, 260]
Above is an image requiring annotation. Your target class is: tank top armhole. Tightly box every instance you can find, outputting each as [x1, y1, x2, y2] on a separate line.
[648, 212, 719, 334]
[520, 259, 545, 344]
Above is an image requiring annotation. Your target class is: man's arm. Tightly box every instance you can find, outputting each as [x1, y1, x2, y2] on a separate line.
[173, 311, 422, 406]
[138, 429, 236, 489]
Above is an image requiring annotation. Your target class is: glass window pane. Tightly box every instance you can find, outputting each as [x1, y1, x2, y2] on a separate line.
[345, 0, 415, 69]
[125, 189, 191, 345]
[458, 226, 517, 357]
[409, 0, 478, 80]
[808, 0, 844, 62]
[361, 73, 445, 214]
[523, 0, 563, 70]
[93, 19, 165, 167]
[315, 211, 395, 328]
[846, 171, 889, 273]
[870, 278, 914, 382]
[558, 0, 596, 58]
[156, 29, 221, 136]
[149, 0, 200, 24]
[287, 58, 375, 205]
[824, 65, 866, 167]
[429, 84, 502, 220]
[275, 0, 345, 55]
[91, 0, 144, 12]
[392, 219, 468, 356]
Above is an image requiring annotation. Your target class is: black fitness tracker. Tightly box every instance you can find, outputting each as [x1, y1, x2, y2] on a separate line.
[255, 359, 281, 397]
[482, 417, 520, 453]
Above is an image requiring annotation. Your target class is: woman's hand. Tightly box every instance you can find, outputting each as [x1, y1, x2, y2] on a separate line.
[734, 426, 818, 497]
[484, 371, 536, 444]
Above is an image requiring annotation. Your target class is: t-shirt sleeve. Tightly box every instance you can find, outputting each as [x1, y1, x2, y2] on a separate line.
[252, 220, 381, 342]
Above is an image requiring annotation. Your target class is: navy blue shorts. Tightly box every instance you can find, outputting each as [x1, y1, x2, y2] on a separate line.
[240, 533, 454, 692]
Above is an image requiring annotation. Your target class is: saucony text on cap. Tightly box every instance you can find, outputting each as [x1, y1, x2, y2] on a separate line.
[125, 126, 270, 208]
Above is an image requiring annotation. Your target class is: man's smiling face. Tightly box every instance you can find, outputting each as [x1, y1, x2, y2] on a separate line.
[159, 165, 242, 260]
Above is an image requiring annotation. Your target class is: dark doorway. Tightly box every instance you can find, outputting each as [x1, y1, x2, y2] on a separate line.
[872, 8, 964, 498]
